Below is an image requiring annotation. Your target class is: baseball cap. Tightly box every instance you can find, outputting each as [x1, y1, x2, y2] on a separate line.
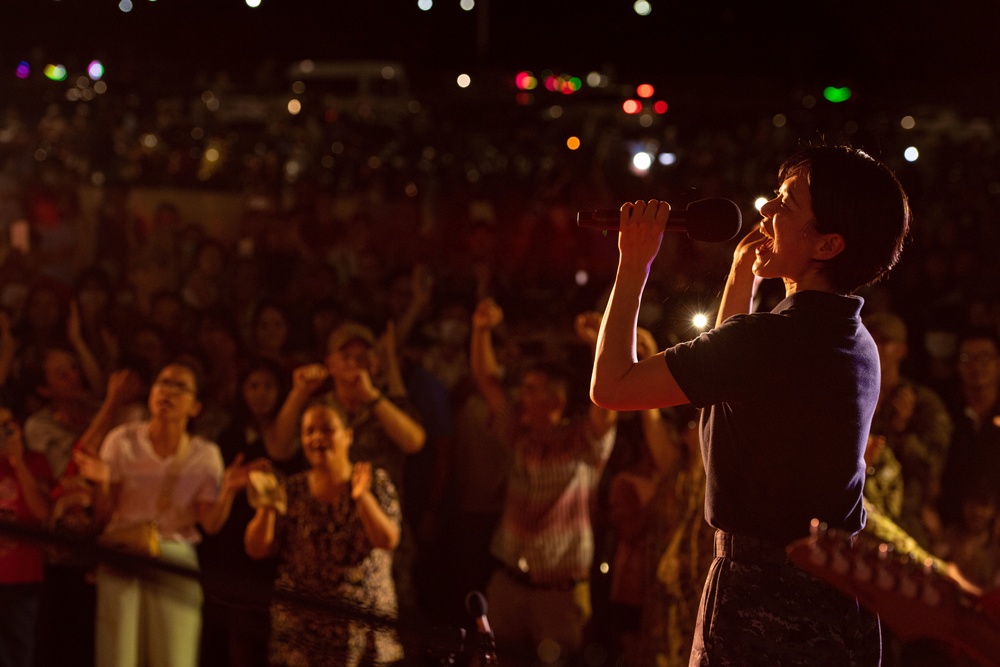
[327, 321, 377, 353]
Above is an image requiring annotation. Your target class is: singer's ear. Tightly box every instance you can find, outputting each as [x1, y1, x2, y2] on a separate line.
[813, 233, 845, 261]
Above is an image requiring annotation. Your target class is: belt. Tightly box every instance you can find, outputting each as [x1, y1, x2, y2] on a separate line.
[714, 530, 789, 566]
[500, 563, 584, 592]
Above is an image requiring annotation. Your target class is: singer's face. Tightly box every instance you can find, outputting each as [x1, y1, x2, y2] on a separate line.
[753, 168, 821, 282]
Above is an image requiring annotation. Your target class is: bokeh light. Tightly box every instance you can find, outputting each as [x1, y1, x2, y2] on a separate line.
[44, 64, 67, 81]
[460, 0, 475, 9]
[246, 0, 262, 6]
[900, 115, 916, 130]
[633, 0, 652, 16]
[622, 99, 641, 114]
[456, 73, 471, 88]
[287, 99, 302, 115]
[636, 83, 654, 98]
[658, 152, 676, 166]
[631, 151, 653, 172]
[515, 71, 537, 90]
[417, 0, 432, 10]
[87, 60, 104, 80]
[566, 136, 581, 150]
[823, 86, 852, 103]
[772, 113, 787, 128]
[904, 146, 919, 162]
[15, 62, 29, 79]
[653, 100, 668, 114]
[119, 0, 133, 12]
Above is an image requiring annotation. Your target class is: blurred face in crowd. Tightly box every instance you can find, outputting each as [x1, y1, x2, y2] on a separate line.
[326, 339, 377, 383]
[517, 370, 565, 428]
[149, 364, 201, 424]
[254, 306, 289, 354]
[242, 368, 280, 420]
[957, 337, 1000, 393]
[41, 349, 83, 399]
[301, 405, 352, 469]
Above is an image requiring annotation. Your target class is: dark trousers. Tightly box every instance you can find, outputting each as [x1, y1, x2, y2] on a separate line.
[689, 531, 881, 666]
[0, 583, 41, 667]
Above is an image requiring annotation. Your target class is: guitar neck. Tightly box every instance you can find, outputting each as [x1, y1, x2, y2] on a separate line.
[786, 524, 1000, 667]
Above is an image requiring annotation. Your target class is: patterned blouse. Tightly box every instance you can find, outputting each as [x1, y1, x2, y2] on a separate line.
[270, 468, 403, 667]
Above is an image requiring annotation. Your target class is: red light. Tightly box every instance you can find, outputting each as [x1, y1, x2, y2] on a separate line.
[516, 92, 533, 106]
[653, 100, 668, 114]
[622, 99, 641, 114]
[637, 84, 654, 98]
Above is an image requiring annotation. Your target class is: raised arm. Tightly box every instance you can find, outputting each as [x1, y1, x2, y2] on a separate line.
[592, 200, 688, 411]
[574, 311, 617, 439]
[362, 325, 425, 454]
[5, 423, 51, 522]
[67, 300, 105, 395]
[269, 364, 328, 460]
[716, 227, 766, 327]
[469, 298, 510, 419]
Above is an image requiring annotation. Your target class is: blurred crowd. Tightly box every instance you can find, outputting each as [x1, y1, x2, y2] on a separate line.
[0, 69, 999, 667]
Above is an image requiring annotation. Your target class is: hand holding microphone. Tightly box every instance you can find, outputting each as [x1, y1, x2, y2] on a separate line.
[577, 197, 743, 242]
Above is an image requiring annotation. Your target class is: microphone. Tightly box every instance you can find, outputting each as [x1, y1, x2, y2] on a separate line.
[465, 590, 499, 665]
[576, 197, 743, 242]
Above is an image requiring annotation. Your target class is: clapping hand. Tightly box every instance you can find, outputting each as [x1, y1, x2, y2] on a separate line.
[351, 461, 373, 501]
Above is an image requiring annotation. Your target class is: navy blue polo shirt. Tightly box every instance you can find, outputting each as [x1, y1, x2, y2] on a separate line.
[664, 290, 878, 545]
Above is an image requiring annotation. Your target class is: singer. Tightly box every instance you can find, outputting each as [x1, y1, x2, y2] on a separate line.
[591, 144, 910, 665]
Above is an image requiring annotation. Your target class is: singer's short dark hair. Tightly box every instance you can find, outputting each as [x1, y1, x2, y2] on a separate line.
[780, 144, 910, 295]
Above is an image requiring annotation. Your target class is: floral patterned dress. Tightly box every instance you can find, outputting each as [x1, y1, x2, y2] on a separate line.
[269, 468, 403, 667]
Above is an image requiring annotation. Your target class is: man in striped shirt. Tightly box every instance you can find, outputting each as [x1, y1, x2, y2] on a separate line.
[470, 299, 617, 666]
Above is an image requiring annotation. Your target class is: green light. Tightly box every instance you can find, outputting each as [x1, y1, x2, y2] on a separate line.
[44, 64, 67, 81]
[823, 86, 852, 103]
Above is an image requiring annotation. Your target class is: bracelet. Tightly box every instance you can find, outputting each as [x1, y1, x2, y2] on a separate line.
[365, 393, 385, 410]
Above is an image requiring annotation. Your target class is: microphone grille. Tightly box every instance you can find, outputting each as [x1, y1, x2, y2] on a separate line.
[685, 198, 743, 243]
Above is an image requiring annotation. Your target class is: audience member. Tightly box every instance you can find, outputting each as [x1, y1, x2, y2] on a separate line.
[865, 311, 953, 547]
[470, 300, 617, 666]
[0, 405, 53, 667]
[81, 361, 264, 667]
[245, 403, 403, 667]
[938, 328, 1000, 529]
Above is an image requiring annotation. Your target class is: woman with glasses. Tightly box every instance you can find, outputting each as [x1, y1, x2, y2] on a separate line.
[81, 360, 265, 667]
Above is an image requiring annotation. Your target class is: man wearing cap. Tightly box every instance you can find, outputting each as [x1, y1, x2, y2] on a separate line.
[274, 320, 425, 500]
[864, 310, 952, 548]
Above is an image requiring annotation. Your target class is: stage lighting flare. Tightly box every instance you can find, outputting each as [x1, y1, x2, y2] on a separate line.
[692, 313, 709, 330]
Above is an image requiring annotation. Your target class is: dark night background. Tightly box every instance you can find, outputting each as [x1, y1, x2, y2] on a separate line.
[3, 0, 1000, 109]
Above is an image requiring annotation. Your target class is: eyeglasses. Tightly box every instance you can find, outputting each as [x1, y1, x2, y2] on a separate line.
[153, 379, 196, 394]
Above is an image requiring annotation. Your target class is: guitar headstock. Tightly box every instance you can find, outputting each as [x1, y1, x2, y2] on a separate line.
[786, 519, 1000, 667]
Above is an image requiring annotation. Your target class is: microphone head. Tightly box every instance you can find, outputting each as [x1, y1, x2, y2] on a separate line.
[684, 198, 743, 243]
[465, 590, 488, 617]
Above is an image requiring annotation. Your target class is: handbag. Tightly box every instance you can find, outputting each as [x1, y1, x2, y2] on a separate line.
[99, 521, 161, 558]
